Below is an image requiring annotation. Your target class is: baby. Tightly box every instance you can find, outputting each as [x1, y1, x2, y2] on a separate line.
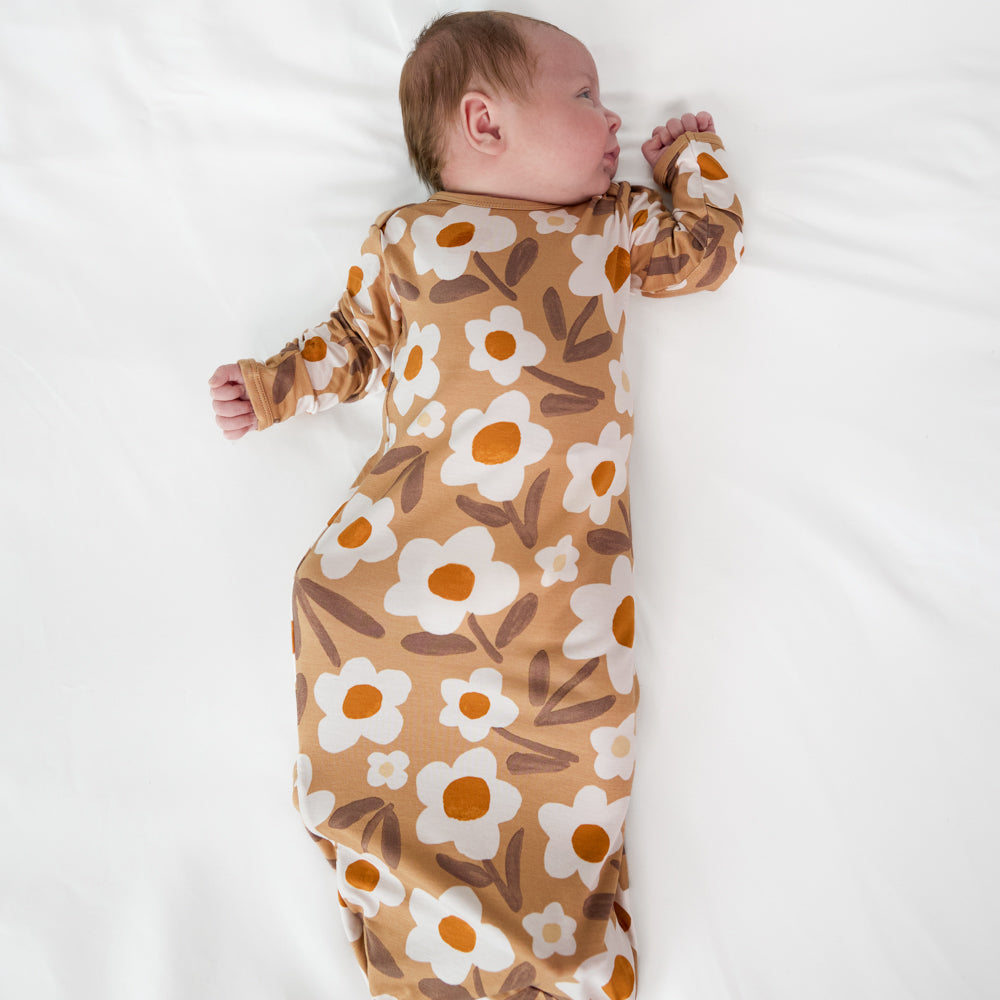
[210, 11, 742, 1000]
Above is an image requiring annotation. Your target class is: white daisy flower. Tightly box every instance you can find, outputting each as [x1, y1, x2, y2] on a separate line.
[534, 534, 580, 587]
[569, 214, 633, 334]
[407, 400, 446, 439]
[590, 713, 636, 781]
[299, 325, 350, 391]
[439, 667, 519, 742]
[537, 785, 630, 889]
[522, 901, 577, 960]
[392, 321, 441, 415]
[366, 750, 410, 791]
[405, 886, 515, 985]
[294, 392, 339, 416]
[314, 657, 411, 755]
[557, 918, 637, 1000]
[292, 753, 335, 837]
[563, 421, 632, 525]
[383, 213, 407, 245]
[529, 209, 579, 235]
[675, 139, 736, 209]
[608, 355, 634, 416]
[336, 844, 405, 918]
[415, 747, 522, 860]
[345, 252, 381, 316]
[314, 492, 396, 580]
[440, 390, 553, 503]
[411, 204, 517, 281]
[563, 555, 636, 695]
[465, 305, 546, 386]
[384, 526, 519, 635]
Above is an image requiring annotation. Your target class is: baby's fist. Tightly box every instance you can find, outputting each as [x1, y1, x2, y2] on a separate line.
[209, 362, 257, 440]
[642, 111, 716, 167]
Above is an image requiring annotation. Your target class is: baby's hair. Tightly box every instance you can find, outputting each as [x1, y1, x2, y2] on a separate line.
[399, 10, 559, 192]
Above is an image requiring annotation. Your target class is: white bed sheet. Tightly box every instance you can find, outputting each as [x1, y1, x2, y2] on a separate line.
[3, 1, 999, 998]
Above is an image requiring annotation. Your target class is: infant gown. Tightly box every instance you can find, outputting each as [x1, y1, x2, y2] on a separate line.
[240, 131, 743, 1000]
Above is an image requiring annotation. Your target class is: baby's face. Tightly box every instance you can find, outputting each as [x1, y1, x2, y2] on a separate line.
[502, 26, 622, 204]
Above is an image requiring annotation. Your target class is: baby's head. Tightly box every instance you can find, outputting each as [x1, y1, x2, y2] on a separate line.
[400, 11, 621, 204]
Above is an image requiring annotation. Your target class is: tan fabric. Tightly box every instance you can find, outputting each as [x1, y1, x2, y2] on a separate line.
[240, 132, 743, 1000]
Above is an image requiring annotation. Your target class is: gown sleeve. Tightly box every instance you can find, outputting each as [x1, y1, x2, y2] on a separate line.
[239, 222, 400, 431]
[628, 131, 744, 297]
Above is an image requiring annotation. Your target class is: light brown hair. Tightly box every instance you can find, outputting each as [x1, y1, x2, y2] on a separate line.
[399, 11, 559, 191]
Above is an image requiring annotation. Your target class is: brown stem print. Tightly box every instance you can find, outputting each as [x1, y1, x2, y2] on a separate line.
[472, 251, 516, 301]
[525, 365, 605, 416]
[455, 470, 548, 549]
[298, 578, 385, 639]
[434, 828, 525, 912]
[535, 656, 616, 727]
[496, 726, 579, 775]
[293, 579, 341, 667]
[467, 614, 503, 664]
[504, 238, 539, 288]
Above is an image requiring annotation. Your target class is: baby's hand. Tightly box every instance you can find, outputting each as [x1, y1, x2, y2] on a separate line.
[642, 111, 716, 167]
[209, 363, 257, 440]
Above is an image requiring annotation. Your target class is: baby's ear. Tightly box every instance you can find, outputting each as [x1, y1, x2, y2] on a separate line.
[458, 92, 503, 153]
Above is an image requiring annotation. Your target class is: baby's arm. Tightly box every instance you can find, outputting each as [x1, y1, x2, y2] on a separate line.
[209, 363, 258, 440]
[641, 111, 715, 166]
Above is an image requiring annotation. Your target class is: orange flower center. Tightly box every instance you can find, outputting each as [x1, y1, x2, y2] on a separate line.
[403, 345, 424, 381]
[344, 859, 380, 892]
[484, 329, 517, 361]
[437, 222, 476, 248]
[459, 692, 491, 720]
[605, 246, 631, 293]
[571, 823, 610, 863]
[427, 563, 476, 602]
[472, 421, 521, 465]
[612, 596, 634, 648]
[591, 460, 616, 497]
[602, 954, 636, 999]
[438, 915, 477, 952]
[442, 776, 491, 821]
[342, 683, 383, 720]
[337, 517, 372, 549]
[346, 265, 364, 297]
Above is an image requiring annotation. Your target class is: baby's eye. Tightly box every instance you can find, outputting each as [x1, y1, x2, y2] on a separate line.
[578, 88, 593, 100]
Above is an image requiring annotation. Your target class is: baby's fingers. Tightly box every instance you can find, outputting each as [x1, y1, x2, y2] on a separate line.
[695, 110, 715, 133]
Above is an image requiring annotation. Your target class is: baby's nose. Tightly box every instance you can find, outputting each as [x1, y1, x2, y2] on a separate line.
[607, 110, 622, 133]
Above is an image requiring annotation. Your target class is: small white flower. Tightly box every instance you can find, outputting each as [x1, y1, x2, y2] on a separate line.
[439, 667, 519, 742]
[392, 322, 440, 415]
[534, 534, 580, 587]
[407, 400, 446, 439]
[523, 902, 577, 959]
[590, 713, 636, 781]
[336, 844, 405, 918]
[608, 355, 634, 417]
[529, 209, 579, 234]
[465, 305, 546, 386]
[366, 750, 410, 790]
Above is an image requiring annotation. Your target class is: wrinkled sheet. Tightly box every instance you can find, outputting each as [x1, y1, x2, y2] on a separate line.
[2, 1, 999, 998]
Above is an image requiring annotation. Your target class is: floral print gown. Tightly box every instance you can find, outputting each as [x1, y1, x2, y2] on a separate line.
[239, 132, 743, 1000]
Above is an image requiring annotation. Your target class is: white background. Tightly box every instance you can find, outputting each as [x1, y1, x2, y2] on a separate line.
[2, 1, 999, 997]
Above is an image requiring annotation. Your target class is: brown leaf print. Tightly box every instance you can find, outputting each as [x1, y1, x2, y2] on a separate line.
[294, 581, 341, 668]
[528, 650, 549, 706]
[429, 275, 490, 304]
[496, 593, 538, 649]
[365, 928, 404, 979]
[371, 445, 422, 475]
[299, 579, 385, 638]
[401, 632, 478, 656]
[564, 297, 611, 362]
[401, 451, 427, 513]
[507, 753, 573, 774]
[418, 980, 474, 1000]
[696, 245, 728, 287]
[380, 807, 402, 869]
[503, 829, 525, 912]
[540, 393, 601, 416]
[501, 961, 538, 993]
[535, 657, 616, 727]
[272, 354, 296, 406]
[328, 797, 384, 830]
[583, 892, 616, 920]
[456, 494, 511, 528]
[587, 529, 632, 555]
[389, 273, 419, 301]
[435, 853, 494, 888]
[542, 287, 567, 341]
[496, 728, 579, 768]
[473, 251, 516, 301]
[296, 672, 307, 723]
[500, 469, 548, 549]
[504, 238, 538, 287]
[467, 614, 503, 664]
